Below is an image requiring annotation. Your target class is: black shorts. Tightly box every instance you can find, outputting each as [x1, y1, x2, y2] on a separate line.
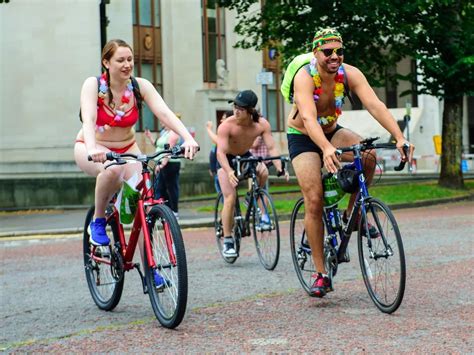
[216, 151, 252, 170]
[287, 125, 344, 161]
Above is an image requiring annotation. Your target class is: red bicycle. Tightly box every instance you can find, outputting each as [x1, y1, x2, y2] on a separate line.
[83, 146, 187, 329]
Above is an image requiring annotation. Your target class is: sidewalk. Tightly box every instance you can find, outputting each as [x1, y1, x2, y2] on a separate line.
[1, 193, 473, 238]
[0, 204, 214, 238]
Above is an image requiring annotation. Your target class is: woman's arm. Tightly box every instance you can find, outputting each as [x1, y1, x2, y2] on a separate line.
[80, 77, 106, 162]
[137, 78, 199, 158]
[144, 129, 157, 146]
[159, 131, 180, 169]
[206, 121, 218, 144]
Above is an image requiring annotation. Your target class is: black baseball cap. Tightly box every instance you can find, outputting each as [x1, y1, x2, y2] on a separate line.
[228, 90, 258, 108]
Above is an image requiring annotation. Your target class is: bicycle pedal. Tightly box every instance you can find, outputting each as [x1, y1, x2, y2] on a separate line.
[94, 246, 111, 258]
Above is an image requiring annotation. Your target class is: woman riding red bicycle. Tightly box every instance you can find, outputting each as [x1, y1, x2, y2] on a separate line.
[74, 39, 199, 246]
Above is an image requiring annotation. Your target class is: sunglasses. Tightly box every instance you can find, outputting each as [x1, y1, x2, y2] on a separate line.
[317, 47, 344, 57]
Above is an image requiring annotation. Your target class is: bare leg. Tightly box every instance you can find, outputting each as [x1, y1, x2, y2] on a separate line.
[256, 162, 269, 188]
[292, 152, 326, 274]
[74, 142, 142, 219]
[217, 168, 237, 237]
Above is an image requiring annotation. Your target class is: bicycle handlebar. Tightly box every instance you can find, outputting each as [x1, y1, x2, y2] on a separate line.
[87, 145, 198, 165]
[233, 155, 289, 178]
[335, 137, 409, 172]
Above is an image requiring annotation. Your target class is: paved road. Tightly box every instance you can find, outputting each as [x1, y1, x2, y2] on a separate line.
[1, 201, 473, 352]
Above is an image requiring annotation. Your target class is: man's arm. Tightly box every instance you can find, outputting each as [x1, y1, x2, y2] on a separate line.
[216, 123, 239, 187]
[293, 69, 340, 172]
[260, 119, 289, 180]
[347, 65, 414, 161]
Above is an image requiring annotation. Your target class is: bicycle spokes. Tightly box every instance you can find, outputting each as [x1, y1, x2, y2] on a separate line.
[252, 190, 280, 270]
[83, 206, 124, 311]
[147, 205, 187, 328]
[358, 198, 405, 314]
[163, 221, 177, 266]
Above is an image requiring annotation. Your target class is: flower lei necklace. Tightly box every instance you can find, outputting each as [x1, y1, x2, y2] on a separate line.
[309, 57, 345, 126]
[96, 72, 133, 133]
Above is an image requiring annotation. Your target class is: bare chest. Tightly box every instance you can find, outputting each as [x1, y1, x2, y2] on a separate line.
[315, 82, 336, 116]
[227, 125, 262, 154]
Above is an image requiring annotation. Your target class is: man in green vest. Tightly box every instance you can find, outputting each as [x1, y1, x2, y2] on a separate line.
[285, 27, 414, 297]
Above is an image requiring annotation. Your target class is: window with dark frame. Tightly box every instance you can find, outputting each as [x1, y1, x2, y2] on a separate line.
[262, 48, 285, 132]
[202, 0, 226, 83]
[132, 0, 163, 132]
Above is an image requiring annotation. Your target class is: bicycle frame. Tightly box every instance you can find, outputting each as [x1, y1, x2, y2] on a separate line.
[234, 155, 286, 224]
[326, 141, 406, 262]
[90, 162, 176, 272]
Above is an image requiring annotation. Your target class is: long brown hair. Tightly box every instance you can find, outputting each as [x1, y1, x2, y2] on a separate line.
[248, 107, 260, 122]
[101, 39, 142, 110]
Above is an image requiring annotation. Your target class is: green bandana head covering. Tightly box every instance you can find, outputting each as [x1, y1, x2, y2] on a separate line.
[312, 27, 343, 50]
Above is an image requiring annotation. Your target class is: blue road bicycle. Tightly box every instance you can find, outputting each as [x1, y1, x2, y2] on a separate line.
[290, 137, 408, 313]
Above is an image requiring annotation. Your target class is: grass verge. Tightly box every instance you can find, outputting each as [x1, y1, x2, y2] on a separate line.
[197, 180, 474, 214]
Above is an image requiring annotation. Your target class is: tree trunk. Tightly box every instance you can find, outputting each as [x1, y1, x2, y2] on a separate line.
[439, 96, 464, 189]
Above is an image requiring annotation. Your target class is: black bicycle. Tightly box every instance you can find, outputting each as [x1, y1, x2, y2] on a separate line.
[214, 155, 288, 270]
[290, 137, 408, 313]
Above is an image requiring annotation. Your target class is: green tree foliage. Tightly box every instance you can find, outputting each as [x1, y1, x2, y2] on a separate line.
[219, 0, 473, 188]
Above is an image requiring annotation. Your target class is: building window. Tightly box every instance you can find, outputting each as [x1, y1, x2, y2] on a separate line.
[132, 0, 163, 131]
[202, 0, 226, 83]
[262, 49, 284, 132]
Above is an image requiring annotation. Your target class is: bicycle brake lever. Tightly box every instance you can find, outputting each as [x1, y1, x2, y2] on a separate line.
[104, 160, 127, 169]
[171, 145, 183, 156]
[394, 144, 409, 171]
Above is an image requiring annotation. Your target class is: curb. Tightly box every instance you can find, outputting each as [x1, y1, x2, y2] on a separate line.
[0, 195, 472, 239]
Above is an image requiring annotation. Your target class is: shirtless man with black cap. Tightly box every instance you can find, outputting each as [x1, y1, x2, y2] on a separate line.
[216, 89, 288, 257]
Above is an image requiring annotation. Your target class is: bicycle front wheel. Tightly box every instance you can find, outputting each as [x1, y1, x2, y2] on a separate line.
[83, 206, 124, 311]
[146, 204, 188, 328]
[357, 198, 406, 314]
[289, 198, 315, 295]
[252, 189, 280, 270]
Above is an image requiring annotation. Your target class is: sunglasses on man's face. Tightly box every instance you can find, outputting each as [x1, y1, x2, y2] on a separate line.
[318, 47, 344, 57]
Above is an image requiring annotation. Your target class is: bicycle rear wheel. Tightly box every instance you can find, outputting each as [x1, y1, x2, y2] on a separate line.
[145, 204, 187, 328]
[83, 206, 124, 311]
[252, 189, 280, 270]
[289, 198, 315, 295]
[214, 193, 240, 264]
[357, 198, 406, 313]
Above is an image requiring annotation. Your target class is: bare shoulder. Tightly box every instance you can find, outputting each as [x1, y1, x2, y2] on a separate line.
[343, 64, 365, 81]
[294, 66, 313, 83]
[83, 76, 98, 88]
[258, 117, 271, 131]
[134, 77, 152, 88]
[217, 118, 233, 134]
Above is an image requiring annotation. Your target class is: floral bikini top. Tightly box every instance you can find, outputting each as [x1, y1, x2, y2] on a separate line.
[96, 102, 139, 130]
[95, 73, 139, 133]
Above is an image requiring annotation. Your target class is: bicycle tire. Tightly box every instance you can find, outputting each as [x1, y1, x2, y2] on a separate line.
[252, 189, 280, 270]
[214, 193, 240, 264]
[357, 198, 406, 314]
[289, 198, 315, 295]
[83, 206, 124, 311]
[145, 204, 188, 329]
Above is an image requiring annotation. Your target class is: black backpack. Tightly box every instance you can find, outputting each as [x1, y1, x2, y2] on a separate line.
[79, 76, 142, 122]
